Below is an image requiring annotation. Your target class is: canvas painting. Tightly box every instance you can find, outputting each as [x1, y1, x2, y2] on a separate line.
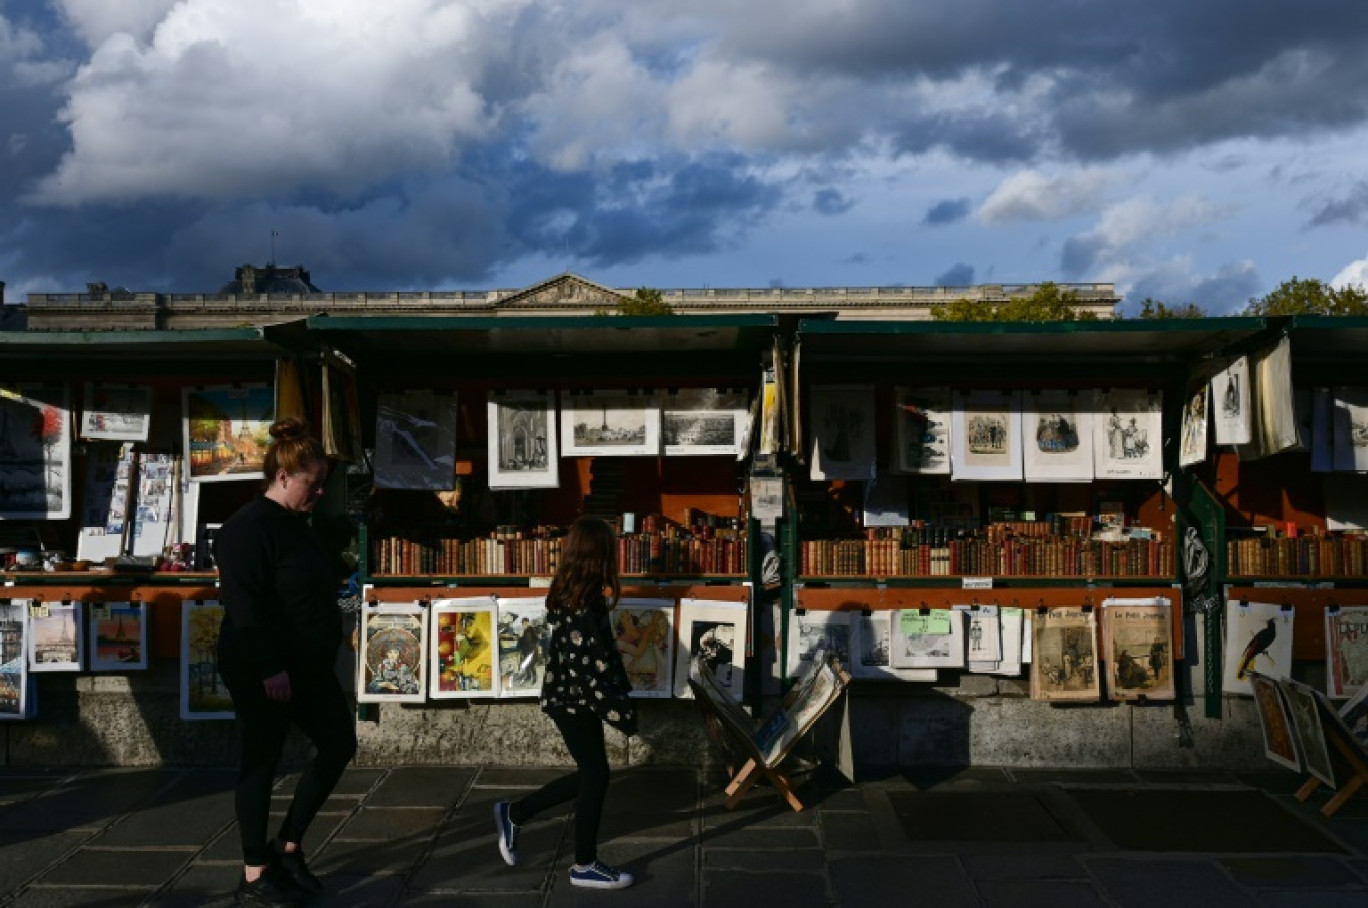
[1223, 600, 1295, 696]
[849, 611, 937, 682]
[0, 383, 72, 519]
[89, 602, 148, 671]
[951, 390, 1023, 481]
[487, 391, 559, 489]
[374, 390, 459, 490]
[180, 600, 234, 720]
[995, 606, 1024, 677]
[560, 390, 660, 457]
[429, 598, 498, 699]
[611, 598, 675, 698]
[1249, 671, 1301, 772]
[1337, 683, 1368, 749]
[1179, 383, 1209, 468]
[496, 597, 549, 699]
[674, 598, 748, 700]
[81, 383, 152, 442]
[1093, 389, 1163, 480]
[183, 384, 273, 482]
[1212, 356, 1253, 445]
[785, 609, 851, 680]
[322, 358, 365, 464]
[891, 387, 951, 475]
[1030, 607, 1100, 702]
[0, 600, 29, 720]
[1332, 388, 1368, 472]
[1101, 597, 1175, 701]
[956, 604, 1003, 673]
[891, 609, 966, 670]
[27, 601, 82, 672]
[1325, 606, 1368, 699]
[808, 385, 877, 481]
[358, 603, 427, 704]
[1023, 390, 1094, 481]
[1279, 678, 1334, 787]
[662, 388, 749, 456]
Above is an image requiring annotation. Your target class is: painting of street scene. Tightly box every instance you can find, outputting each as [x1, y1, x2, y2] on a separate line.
[496, 597, 549, 699]
[0, 600, 29, 720]
[183, 385, 273, 481]
[180, 601, 233, 719]
[90, 603, 148, 671]
[0, 385, 71, 519]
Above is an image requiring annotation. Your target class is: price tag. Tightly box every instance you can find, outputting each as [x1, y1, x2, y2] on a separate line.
[29, 602, 49, 619]
[962, 576, 994, 590]
[900, 611, 952, 635]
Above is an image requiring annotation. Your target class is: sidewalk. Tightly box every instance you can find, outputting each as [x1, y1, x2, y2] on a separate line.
[1, 762, 1365, 907]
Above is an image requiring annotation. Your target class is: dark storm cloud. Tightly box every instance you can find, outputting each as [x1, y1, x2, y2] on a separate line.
[1307, 181, 1368, 228]
[924, 198, 970, 226]
[935, 263, 974, 286]
[813, 188, 852, 216]
[1060, 235, 1106, 277]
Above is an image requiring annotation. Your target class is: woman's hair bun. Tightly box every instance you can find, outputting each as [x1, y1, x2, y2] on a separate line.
[269, 416, 311, 442]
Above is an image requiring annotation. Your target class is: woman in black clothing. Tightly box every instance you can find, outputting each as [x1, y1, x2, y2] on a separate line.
[493, 516, 638, 890]
[215, 417, 357, 907]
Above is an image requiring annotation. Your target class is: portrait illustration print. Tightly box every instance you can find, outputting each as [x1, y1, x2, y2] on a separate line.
[1023, 390, 1093, 481]
[612, 598, 675, 698]
[951, 390, 1022, 481]
[358, 604, 427, 704]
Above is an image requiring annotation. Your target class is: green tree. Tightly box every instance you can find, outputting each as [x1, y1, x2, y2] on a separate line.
[595, 287, 675, 316]
[1244, 276, 1368, 316]
[1137, 298, 1206, 319]
[931, 282, 1099, 322]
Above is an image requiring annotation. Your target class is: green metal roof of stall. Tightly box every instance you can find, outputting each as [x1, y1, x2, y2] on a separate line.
[1285, 315, 1368, 362]
[0, 326, 294, 361]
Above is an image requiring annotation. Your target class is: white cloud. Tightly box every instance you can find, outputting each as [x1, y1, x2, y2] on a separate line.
[977, 168, 1124, 223]
[1089, 194, 1229, 249]
[1331, 255, 1368, 290]
[55, 0, 182, 49]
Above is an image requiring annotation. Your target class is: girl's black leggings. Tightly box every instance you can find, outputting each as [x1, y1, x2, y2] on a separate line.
[509, 708, 609, 865]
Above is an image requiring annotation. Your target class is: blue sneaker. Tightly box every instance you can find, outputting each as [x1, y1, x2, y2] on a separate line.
[570, 860, 633, 890]
[494, 800, 519, 866]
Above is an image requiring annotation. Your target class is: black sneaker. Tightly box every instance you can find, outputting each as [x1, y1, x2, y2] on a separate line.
[235, 865, 305, 906]
[275, 848, 323, 895]
[569, 860, 634, 889]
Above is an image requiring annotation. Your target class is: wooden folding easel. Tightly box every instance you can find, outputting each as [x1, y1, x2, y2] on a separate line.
[1293, 696, 1368, 818]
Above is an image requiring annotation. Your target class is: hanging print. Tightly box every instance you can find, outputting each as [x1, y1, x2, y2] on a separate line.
[1179, 383, 1209, 468]
[1101, 597, 1175, 702]
[1023, 390, 1093, 482]
[1212, 356, 1253, 445]
[662, 389, 749, 457]
[1093, 389, 1163, 480]
[27, 601, 82, 672]
[89, 602, 149, 671]
[81, 384, 152, 443]
[358, 602, 427, 704]
[429, 597, 498, 699]
[674, 598, 749, 700]
[890, 387, 951, 475]
[496, 597, 549, 699]
[950, 390, 1022, 481]
[183, 384, 274, 481]
[1332, 388, 1368, 472]
[785, 609, 851, 680]
[891, 608, 966, 670]
[849, 611, 937, 682]
[0, 600, 31, 720]
[374, 390, 459, 489]
[1030, 607, 1100, 702]
[0, 383, 72, 519]
[808, 385, 877, 481]
[180, 600, 234, 720]
[1325, 606, 1368, 699]
[1222, 600, 1295, 696]
[611, 598, 675, 698]
[487, 391, 559, 489]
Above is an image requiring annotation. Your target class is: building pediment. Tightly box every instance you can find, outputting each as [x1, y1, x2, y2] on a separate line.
[496, 273, 629, 311]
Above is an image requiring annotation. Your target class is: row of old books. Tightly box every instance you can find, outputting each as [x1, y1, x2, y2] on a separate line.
[861, 517, 1102, 548]
[616, 533, 747, 575]
[1226, 533, 1368, 577]
[800, 536, 1175, 578]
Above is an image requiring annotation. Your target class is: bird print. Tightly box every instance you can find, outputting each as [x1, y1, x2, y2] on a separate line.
[1236, 617, 1278, 680]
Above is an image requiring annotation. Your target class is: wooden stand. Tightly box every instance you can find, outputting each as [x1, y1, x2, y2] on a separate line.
[1294, 696, 1368, 818]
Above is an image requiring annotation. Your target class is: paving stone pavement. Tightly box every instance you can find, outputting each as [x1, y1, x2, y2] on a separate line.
[0, 763, 1366, 907]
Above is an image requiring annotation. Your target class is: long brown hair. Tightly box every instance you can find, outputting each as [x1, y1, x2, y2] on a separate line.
[263, 416, 326, 483]
[546, 516, 620, 612]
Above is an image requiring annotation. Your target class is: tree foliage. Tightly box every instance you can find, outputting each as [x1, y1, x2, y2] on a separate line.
[596, 286, 674, 316]
[1244, 276, 1368, 316]
[931, 282, 1099, 322]
[1137, 298, 1206, 319]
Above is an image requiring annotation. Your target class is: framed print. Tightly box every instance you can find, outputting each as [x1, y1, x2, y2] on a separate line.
[561, 390, 660, 457]
[662, 388, 749, 457]
[1212, 356, 1253, 445]
[950, 390, 1022, 481]
[81, 383, 152, 442]
[0, 600, 30, 720]
[1023, 390, 1094, 481]
[1030, 607, 1100, 702]
[1093, 389, 1163, 480]
[1279, 678, 1334, 787]
[891, 387, 951, 475]
[374, 390, 458, 490]
[955, 604, 1002, 673]
[487, 391, 559, 489]
[89, 602, 149, 671]
[1179, 383, 1209, 468]
[183, 384, 274, 482]
[1326, 606, 1368, 699]
[496, 597, 549, 699]
[785, 609, 851, 680]
[1101, 597, 1175, 701]
[430, 597, 498, 699]
[322, 358, 365, 464]
[808, 385, 877, 480]
[611, 598, 675, 698]
[1249, 671, 1300, 772]
[1223, 600, 1294, 696]
[180, 600, 234, 720]
[849, 610, 938, 681]
[891, 608, 966, 670]
[358, 602, 427, 704]
[675, 598, 749, 700]
[1332, 388, 1368, 472]
[27, 601, 82, 672]
[0, 383, 72, 519]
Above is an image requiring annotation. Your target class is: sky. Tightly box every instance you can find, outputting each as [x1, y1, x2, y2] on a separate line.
[4, 1, 1368, 315]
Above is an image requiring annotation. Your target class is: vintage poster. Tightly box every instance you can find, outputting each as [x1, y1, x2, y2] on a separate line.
[1223, 600, 1295, 696]
[429, 598, 498, 699]
[0, 600, 30, 721]
[785, 609, 851, 680]
[1179, 383, 1209, 468]
[358, 603, 427, 704]
[27, 601, 82, 672]
[808, 385, 877, 481]
[89, 602, 149, 671]
[849, 611, 937, 682]
[674, 598, 748, 700]
[560, 390, 660, 457]
[183, 384, 273, 482]
[1101, 597, 1175, 701]
[180, 600, 233, 720]
[1030, 607, 1100, 702]
[487, 391, 559, 489]
[662, 388, 749, 457]
[1279, 678, 1334, 787]
[1249, 672, 1301, 772]
[81, 383, 152, 442]
[1332, 387, 1368, 472]
[495, 597, 549, 700]
[1325, 606, 1368, 699]
[950, 390, 1022, 481]
[1093, 389, 1163, 480]
[1211, 356, 1252, 445]
[0, 383, 72, 520]
[891, 386, 951, 475]
[374, 390, 458, 489]
[890, 608, 966, 670]
[1022, 390, 1094, 482]
[611, 598, 675, 698]
[955, 604, 1002, 673]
